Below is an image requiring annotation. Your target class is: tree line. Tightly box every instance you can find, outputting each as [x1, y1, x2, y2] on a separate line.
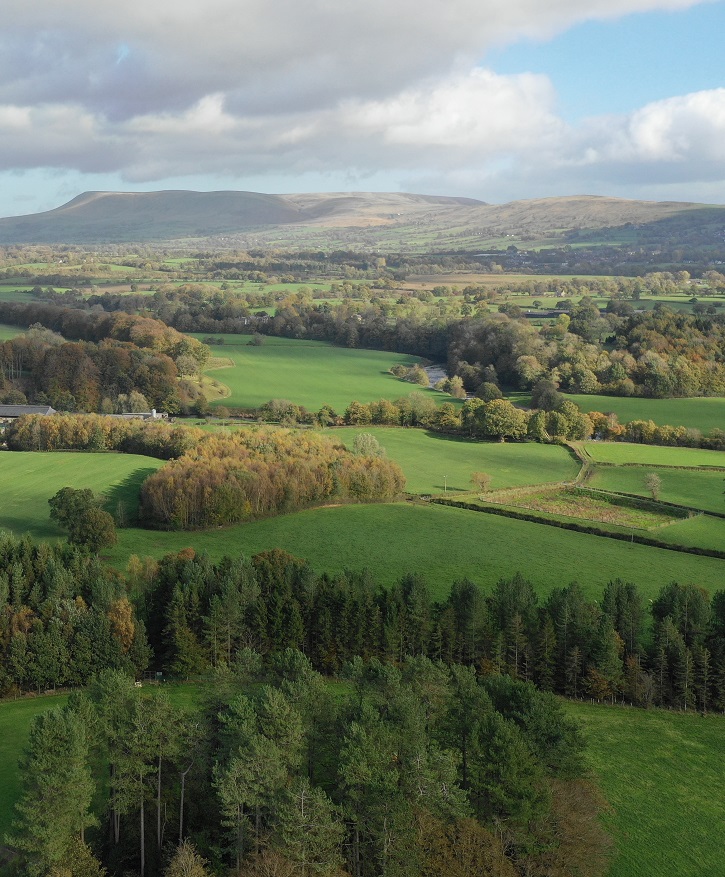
[5, 533, 722, 715]
[138, 548, 725, 713]
[6, 412, 205, 459]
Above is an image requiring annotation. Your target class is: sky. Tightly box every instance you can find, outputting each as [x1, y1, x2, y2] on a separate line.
[2, 0, 725, 218]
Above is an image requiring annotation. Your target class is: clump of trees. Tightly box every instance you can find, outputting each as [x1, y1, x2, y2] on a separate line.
[49, 486, 117, 553]
[139, 427, 406, 529]
[9, 657, 609, 877]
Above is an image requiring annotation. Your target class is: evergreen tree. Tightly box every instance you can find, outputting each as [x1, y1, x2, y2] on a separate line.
[7, 708, 96, 876]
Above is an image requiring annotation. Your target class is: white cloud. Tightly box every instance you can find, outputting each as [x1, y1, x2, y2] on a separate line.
[0, 0, 722, 211]
[0, 0, 708, 118]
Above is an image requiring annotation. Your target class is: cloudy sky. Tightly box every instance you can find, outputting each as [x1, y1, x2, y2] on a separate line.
[2, 0, 725, 217]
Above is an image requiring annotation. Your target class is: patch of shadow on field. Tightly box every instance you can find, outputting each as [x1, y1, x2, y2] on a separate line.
[103, 468, 159, 526]
[420, 430, 484, 446]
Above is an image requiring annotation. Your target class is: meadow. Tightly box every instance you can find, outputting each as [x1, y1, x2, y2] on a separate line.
[1, 437, 722, 599]
[0, 451, 164, 540]
[567, 394, 725, 434]
[565, 701, 725, 877]
[580, 441, 725, 468]
[0, 323, 24, 341]
[328, 427, 579, 493]
[191, 333, 445, 411]
[588, 465, 725, 514]
[481, 485, 684, 530]
[102, 501, 725, 602]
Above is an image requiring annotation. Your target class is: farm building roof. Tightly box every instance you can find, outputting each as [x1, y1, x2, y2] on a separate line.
[0, 404, 57, 418]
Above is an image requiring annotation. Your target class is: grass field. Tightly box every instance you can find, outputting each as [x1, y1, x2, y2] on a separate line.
[483, 486, 683, 530]
[0, 445, 720, 600]
[190, 333, 445, 411]
[0, 289, 37, 304]
[565, 701, 725, 877]
[580, 442, 725, 468]
[329, 428, 580, 493]
[588, 465, 725, 514]
[0, 451, 164, 539]
[567, 395, 725, 433]
[0, 323, 24, 341]
[104, 502, 725, 601]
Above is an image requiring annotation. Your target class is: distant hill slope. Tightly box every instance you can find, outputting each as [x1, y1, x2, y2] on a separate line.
[0, 189, 721, 249]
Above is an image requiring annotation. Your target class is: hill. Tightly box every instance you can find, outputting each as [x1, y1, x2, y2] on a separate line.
[0, 189, 722, 250]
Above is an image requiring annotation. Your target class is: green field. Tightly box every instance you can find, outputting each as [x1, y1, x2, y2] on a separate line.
[191, 333, 445, 411]
[329, 428, 579, 493]
[581, 441, 725, 468]
[566, 701, 725, 877]
[0, 445, 721, 600]
[0, 323, 25, 341]
[588, 465, 725, 514]
[0, 451, 164, 539]
[104, 502, 725, 601]
[568, 395, 725, 433]
[0, 289, 37, 304]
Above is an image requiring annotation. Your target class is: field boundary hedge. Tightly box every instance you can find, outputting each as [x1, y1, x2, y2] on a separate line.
[432, 497, 725, 560]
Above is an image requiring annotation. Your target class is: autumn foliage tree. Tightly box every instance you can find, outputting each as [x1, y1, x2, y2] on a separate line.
[139, 427, 406, 529]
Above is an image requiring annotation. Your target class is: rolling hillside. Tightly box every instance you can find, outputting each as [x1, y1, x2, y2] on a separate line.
[0, 188, 722, 249]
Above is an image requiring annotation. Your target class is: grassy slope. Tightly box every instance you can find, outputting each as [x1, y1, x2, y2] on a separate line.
[0, 323, 25, 341]
[569, 395, 725, 434]
[565, 701, 725, 877]
[581, 442, 725, 467]
[329, 427, 579, 493]
[107, 502, 725, 602]
[191, 333, 446, 411]
[0, 452, 164, 539]
[588, 465, 725, 513]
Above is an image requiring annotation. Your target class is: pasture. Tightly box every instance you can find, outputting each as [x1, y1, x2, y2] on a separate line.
[329, 427, 579, 493]
[190, 333, 446, 411]
[567, 395, 725, 434]
[588, 465, 725, 514]
[0, 451, 164, 540]
[106, 502, 725, 602]
[0, 323, 25, 341]
[566, 701, 725, 877]
[481, 485, 684, 530]
[580, 441, 725, 468]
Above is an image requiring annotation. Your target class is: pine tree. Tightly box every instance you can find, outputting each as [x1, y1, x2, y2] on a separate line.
[7, 708, 96, 876]
[276, 778, 345, 877]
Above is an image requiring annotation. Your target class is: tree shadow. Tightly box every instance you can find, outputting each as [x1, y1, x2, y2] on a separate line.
[103, 467, 158, 526]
